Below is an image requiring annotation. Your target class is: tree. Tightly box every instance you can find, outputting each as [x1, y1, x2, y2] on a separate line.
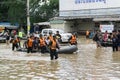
[0, 0, 26, 25]
[30, 0, 59, 22]
[0, 0, 59, 25]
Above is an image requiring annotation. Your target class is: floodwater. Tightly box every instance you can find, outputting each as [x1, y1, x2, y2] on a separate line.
[0, 36, 120, 80]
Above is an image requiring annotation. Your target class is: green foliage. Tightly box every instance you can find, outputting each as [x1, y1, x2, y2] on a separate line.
[0, 0, 59, 25]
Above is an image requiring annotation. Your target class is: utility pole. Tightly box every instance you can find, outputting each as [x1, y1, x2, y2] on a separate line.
[27, 0, 30, 36]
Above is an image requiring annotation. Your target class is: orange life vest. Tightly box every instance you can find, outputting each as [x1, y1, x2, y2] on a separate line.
[86, 31, 89, 36]
[70, 35, 76, 44]
[13, 39, 17, 44]
[13, 38, 19, 44]
[50, 40, 57, 50]
[39, 38, 46, 47]
[49, 35, 53, 41]
[28, 38, 33, 47]
[16, 38, 20, 43]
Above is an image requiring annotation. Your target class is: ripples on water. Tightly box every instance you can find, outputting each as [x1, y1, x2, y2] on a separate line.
[0, 38, 120, 80]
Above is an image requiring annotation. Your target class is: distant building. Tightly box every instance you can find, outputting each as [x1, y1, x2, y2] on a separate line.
[57, 0, 120, 34]
[0, 22, 19, 30]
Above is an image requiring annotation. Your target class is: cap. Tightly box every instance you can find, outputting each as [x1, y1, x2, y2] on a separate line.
[53, 35, 56, 38]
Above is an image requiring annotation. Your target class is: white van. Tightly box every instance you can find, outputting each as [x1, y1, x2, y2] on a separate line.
[41, 28, 72, 42]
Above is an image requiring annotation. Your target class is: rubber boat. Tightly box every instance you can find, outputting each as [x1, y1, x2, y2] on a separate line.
[57, 45, 78, 54]
[17, 45, 78, 54]
[101, 41, 112, 47]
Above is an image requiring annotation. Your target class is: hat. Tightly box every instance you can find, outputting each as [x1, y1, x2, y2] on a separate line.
[53, 35, 56, 38]
[39, 34, 43, 37]
[49, 32, 52, 34]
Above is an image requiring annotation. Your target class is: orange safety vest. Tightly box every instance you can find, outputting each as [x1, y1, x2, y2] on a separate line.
[16, 38, 20, 43]
[86, 31, 89, 36]
[39, 38, 46, 47]
[50, 40, 57, 50]
[70, 35, 77, 44]
[49, 35, 53, 41]
[28, 38, 33, 47]
[13, 39, 18, 44]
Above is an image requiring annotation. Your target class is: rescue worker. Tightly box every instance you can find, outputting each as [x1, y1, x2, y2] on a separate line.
[33, 37, 39, 51]
[27, 36, 34, 53]
[48, 32, 53, 41]
[86, 30, 90, 38]
[39, 34, 46, 53]
[69, 33, 77, 45]
[55, 31, 62, 43]
[12, 37, 20, 51]
[49, 35, 60, 60]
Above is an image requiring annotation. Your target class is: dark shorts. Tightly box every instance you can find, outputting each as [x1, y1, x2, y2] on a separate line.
[118, 43, 120, 47]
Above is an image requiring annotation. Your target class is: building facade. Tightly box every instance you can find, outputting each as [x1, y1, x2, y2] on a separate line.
[59, 0, 120, 34]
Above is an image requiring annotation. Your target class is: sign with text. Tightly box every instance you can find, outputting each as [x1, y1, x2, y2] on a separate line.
[59, 0, 120, 16]
[60, 0, 120, 11]
[100, 25, 114, 33]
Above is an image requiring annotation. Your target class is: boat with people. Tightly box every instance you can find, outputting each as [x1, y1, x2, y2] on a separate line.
[17, 44, 78, 54]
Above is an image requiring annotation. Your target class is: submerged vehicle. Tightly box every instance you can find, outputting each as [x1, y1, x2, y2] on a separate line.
[0, 32, 6, 43]
[101, 41, 113, 47]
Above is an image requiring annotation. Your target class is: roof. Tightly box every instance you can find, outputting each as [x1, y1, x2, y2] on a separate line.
[34, 22, 50, 26]
[0, 25, 18, 29]
[50, 20, 64, 24]
[54, 15, 120, 21]
[93, 18, 120, 21]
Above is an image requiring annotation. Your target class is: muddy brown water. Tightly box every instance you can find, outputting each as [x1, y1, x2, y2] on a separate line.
[0, 36, 120, 80]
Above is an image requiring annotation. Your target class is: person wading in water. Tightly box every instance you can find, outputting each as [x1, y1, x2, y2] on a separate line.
[49, 35, 60, 60]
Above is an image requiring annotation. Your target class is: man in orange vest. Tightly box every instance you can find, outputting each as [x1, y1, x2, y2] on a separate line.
[69, 33, 77, 45]
[86, 30, 90, 38]
[48, 32, 53, 41]
[49, 35, 60, 60]
[27, 36, 34, 53]
[12, 37, 19, 51]
[39, 34, 46, 53]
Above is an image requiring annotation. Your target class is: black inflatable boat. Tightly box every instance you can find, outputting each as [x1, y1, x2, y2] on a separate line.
[57, 45, 78, 54]
[17, 45, 78, 54]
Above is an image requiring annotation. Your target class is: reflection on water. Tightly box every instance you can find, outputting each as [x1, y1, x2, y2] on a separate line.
[0, 37, 120, 80]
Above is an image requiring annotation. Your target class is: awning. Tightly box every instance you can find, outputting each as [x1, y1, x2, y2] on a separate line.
[0, 25, 18, 29]
[34, 22, 50, 26]
[93, 18, 120, 21]
[53, 16, 93, 20]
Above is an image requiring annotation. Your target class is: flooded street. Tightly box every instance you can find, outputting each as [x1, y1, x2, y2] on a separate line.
[0, 36, 120, 80]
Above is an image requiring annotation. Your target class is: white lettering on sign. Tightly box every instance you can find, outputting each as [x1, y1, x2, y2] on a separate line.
[75, 0, 106, 4]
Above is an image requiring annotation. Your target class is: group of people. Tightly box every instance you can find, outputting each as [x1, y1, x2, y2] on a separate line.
[93, 30, 120, 52]
[22, 31, 77, 60]
[3, 29, 77, 60]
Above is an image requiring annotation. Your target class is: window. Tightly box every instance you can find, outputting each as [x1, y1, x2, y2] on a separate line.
[43, 30, 47, 36]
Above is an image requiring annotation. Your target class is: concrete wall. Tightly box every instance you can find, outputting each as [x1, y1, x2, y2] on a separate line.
[64, 20, 95, 33]
[64, 21, 74, 32]
[77, 22, 95, 31]
[50, 20, 95, 34]
[50, 23, 64, 30]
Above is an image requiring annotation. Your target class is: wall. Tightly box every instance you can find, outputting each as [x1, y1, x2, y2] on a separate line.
[50, 23, 65, 31]
[64, 20, 95, 33]
[59, 0, 120, 17]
